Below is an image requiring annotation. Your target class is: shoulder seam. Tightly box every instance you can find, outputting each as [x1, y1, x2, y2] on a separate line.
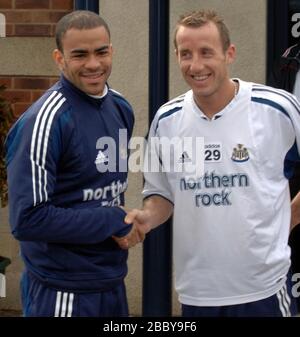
[109, 89, 132, 109]
[252, 85, 300, 114]
[251, 96, 291, 121]
[155, 106, 183, 133]
[161, 94, 185, 108]
[110, 88, 125, 100]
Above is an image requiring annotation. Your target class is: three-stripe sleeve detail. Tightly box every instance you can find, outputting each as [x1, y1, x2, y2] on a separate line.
[30, 91, 66, 206]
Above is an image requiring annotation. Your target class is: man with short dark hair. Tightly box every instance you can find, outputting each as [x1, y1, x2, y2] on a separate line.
[5, 10, 138, 317]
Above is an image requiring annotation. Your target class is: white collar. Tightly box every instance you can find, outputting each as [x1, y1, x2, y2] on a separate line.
[88, 84, 108, 99]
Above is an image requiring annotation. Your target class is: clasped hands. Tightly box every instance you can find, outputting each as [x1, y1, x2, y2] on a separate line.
[113, 208, 151, 250]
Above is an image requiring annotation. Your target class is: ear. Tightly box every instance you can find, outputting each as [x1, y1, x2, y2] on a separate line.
[52, 49, 65, 72]
[175, 48, 180, 62]
[110, 43, 114, 56]
[226, 44, 236, 65]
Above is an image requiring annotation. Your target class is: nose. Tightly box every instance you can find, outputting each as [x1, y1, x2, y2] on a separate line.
[85, 54, 100, 70]
[189, 55, 204, 73]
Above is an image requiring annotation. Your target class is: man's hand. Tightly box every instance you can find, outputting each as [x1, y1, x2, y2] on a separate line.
[113, 196, 173, 249]
[125, 208, 152, 234]
[113, 209, 152, 249]
[113, 222, 145, 250]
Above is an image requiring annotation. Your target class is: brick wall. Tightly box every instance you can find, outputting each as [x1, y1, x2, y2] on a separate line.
[0, 76, 59, 117]
[0, 1, 73, 116]
[0, 0, 74, 36]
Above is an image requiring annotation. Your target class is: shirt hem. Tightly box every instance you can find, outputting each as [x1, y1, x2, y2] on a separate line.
[178, 278, 286, 307]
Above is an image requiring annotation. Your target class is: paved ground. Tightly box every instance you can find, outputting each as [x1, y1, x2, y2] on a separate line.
[0, 310, 22, 317]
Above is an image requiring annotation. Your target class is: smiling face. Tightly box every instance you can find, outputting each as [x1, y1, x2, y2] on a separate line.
[53, 26, 113, 96]
[175, 21, 235, 106]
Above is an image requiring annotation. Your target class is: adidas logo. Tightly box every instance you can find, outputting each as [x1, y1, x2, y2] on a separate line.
[178, 151, 192, 163]
[95, 150, 109, 165]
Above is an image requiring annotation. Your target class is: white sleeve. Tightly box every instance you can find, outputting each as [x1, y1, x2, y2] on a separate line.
[285, 92, 300, 156]
[142, 113, 174, 203]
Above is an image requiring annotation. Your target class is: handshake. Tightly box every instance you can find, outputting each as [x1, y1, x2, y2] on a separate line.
[113, 208, 152, 250]
[113, 196, 174, 249]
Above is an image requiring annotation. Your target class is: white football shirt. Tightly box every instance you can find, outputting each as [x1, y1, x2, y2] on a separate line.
[143, 79, 300, 306]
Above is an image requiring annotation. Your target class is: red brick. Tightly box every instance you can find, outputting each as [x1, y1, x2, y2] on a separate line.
[2, 10, 32, 23]
[0, 77, 12, 88]
[15, 23, 51, 36]
[31, 11, 69, 23]
[0, 0, 12, 9]
[49, 11, 70, 23]
[3, 90, 31, 103]
[15, 0, 50, 9]
[31, 90, 46, 102]
[14, 77, 50, 90]
[50, 23, 55, 36]
[49, 77, 59, 86]
[30, 11, 51, 23]
[13, 103, 31, 117]
[4, 23, 14, 35]
[51, 0, 73, 10]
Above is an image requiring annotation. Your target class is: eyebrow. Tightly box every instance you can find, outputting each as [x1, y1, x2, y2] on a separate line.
[70, 45, 110, 54]
[178, 48, 190, 53]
